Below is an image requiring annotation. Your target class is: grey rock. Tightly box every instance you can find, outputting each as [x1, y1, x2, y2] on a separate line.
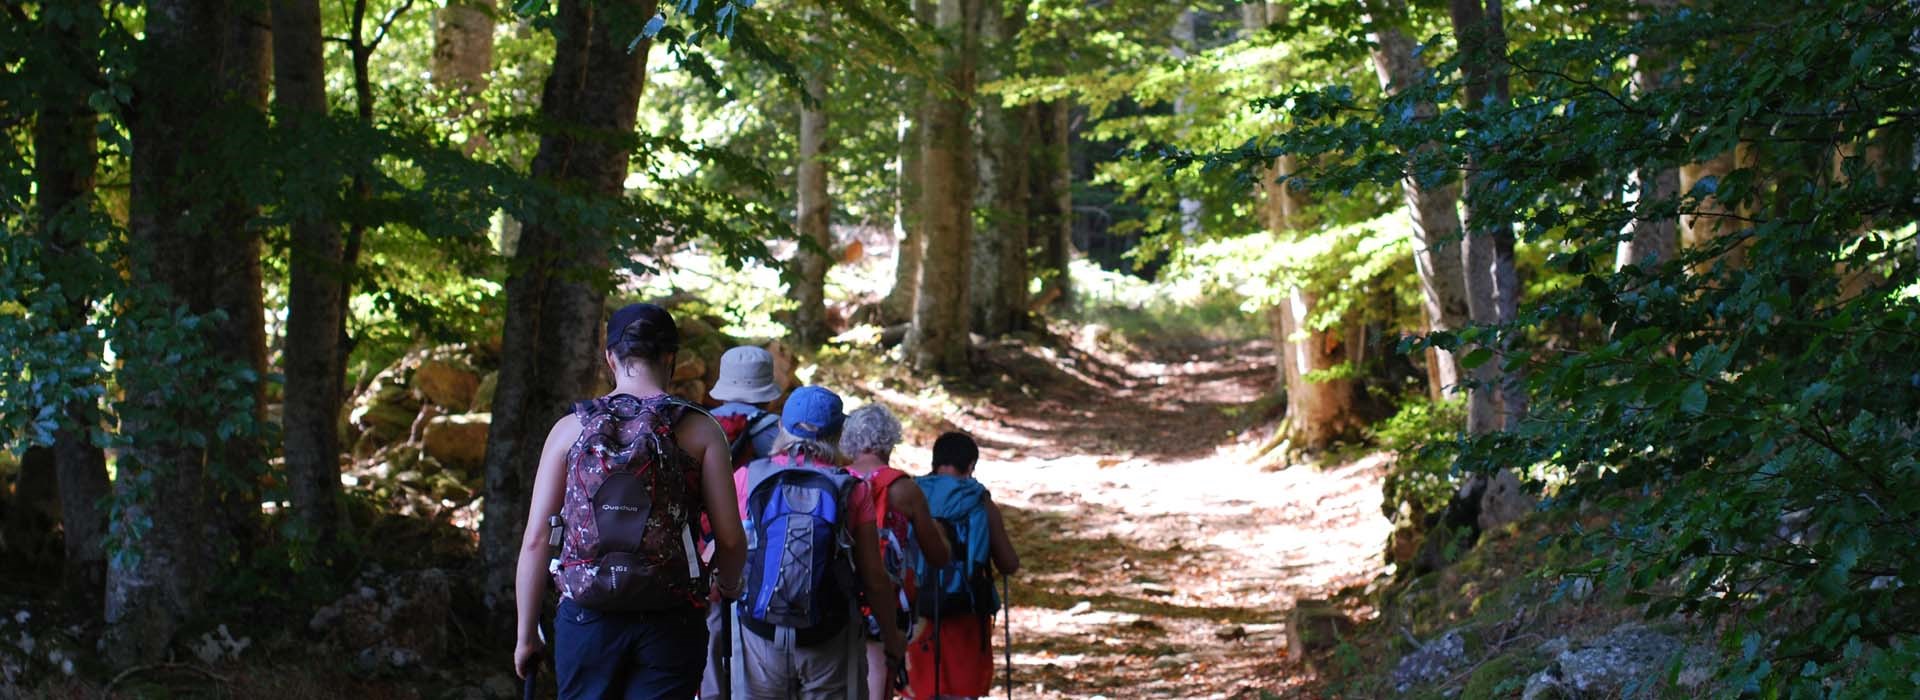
[1526, 624, 1713, 698]
[1521, 670, 1567, 700]
[1476, 469, 1534, 532]
[1391, 630, 1466, 693]
[313, 568, 453, 675]
[1556, 625, 1680, 694]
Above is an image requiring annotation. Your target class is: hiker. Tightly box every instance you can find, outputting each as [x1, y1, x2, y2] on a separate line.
[710, 345, 786, 465]
[906, 432, 1021, 700]
[839, 404, 954, 700]
[702, 345, 786, 699]
[513, 303, 748, 699]
[731, 386, 907, 699]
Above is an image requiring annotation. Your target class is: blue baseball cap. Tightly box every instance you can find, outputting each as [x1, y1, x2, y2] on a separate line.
[781, 386, 844, 440]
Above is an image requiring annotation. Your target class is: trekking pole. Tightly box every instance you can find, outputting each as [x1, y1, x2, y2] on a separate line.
[933, 569, 944, 699]
[524, 614, 548, 700]
[718, 599, 733, 699]
[1001, 573, 1013, 700]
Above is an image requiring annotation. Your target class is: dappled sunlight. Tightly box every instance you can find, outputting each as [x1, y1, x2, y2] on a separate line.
[878, 331, 1389, 698]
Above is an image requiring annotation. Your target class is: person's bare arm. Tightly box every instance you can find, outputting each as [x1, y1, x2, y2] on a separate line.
[852, 519, 905, 660]
[891, 479, 952, 568]
[678, 411, 745, 594]
[984, 497, 1021, 576]
[514, 416, 582, 679]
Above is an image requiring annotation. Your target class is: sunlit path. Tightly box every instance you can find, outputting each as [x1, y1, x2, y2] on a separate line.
[888, 336, 1389, 699]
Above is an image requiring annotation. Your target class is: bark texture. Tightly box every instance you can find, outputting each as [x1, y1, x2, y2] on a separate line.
[1259, 153, 1359, 450]
[1029, 100, 1073, 308]
[1271, 289, 1361, 449]
[109, 0, 271, 666]
[275, 0, 348, 550]
[1448, 0, 1522, 433]
[884, 0, 934, 325]
[432, 0, 495, 95]
[1617, 0, 1679, 270]
[1365, 9, 1469, 399]
[34, 0, 111, 611]
[970, 0, 1031, 337]
[791, 45, 834, 349]
[433, 0, 495, 155]
[478, 0, 658, 612]
[907, 0, 979, 374]
[1679, 144, 1753, 270]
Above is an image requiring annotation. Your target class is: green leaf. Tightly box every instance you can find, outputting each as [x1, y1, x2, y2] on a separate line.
[1460, 347, 1495, 370]
[1680, 382, 1708, 415]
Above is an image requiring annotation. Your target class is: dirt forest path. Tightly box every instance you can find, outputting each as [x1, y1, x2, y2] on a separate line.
[887, 334, 1390, 699]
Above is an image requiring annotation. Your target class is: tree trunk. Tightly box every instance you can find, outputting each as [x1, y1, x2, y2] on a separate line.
[433, 0, 494, 155]
[1171, 9, 1202, 235]
[1619, 1, 1681, 271]
[1447, 0, 1534, 530]
[478, 0, 658, 613]
[1272, 288, 1360, 450]
[907, 0, 979, 374]
[1679, 144, 1753, 270]
[970, 0, 1031, 337]
[34, 0, 111, 612]
[1029, 99, 1072, 308]
[432, 0, 494, 95]
[1365, 8, 1469, 400]
[1256, 148, 1357, 450]
[214, 0, 274, 562]
[108, 0, 270, 666]
[1448, 0, 1523, 433]
[1617, 0, 1679, 269]
[275, 0, 347, 552]
[885, 0, 935, 325]
[791, 36, 833, 349]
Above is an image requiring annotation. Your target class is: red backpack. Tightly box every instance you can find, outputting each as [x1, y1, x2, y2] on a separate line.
[865, 467, 920, 633]
[715, 409, 779, 467]
[553, 393, 708, 611]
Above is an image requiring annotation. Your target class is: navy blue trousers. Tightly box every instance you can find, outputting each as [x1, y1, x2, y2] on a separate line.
[554, 598, 709, 700]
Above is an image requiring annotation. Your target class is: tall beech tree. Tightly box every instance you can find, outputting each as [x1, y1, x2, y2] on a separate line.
[906, 0, 979, 374]
[275, 0, 350, 551]
[790, 10, 834, 349]
[1448, 0, 1522, 433]
[970, 0, 1032, 337]
[1028, 99, 1072, 307]
[32, 0, 112, 611]
[478, 0, 660, 610]
[1364, 0, 1470, 400]
[107, 0, 272, 666]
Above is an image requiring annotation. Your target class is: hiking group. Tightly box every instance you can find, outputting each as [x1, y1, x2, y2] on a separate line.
[513, 303, 1023, 700]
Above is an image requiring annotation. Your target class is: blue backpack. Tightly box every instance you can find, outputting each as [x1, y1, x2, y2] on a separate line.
[914, 474, 999, 618]
[739, 455, 859, 644]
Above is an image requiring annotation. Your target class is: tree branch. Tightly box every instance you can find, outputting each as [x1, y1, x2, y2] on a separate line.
[369, 0, 418, 52]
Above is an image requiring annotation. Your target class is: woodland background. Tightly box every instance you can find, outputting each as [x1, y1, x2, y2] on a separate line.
[2, 0, 1919, 696]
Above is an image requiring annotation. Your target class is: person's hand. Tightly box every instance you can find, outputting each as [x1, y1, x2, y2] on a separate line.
[713, 572, 744, 601]
[907, 616, 933, 647]
[514, 637, 545, 680]
[888, 649, 908, 691]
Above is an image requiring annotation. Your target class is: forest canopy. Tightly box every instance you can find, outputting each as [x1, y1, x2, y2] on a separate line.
[2, 0, 1918, 695]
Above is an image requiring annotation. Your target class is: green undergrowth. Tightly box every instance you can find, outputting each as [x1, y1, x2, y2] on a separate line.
[1061, 260, 1263, 346]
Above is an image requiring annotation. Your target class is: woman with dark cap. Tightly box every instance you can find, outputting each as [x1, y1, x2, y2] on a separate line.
[513, 303, 748, 699]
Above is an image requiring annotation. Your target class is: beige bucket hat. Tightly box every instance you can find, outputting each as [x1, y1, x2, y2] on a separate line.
[709, 345, 783, 404]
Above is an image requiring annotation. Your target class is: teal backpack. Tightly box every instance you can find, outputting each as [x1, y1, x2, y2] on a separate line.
[913, 474, 999, 617]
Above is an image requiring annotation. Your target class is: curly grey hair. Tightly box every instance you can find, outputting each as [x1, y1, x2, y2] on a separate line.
[839, 404, 903, 457]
